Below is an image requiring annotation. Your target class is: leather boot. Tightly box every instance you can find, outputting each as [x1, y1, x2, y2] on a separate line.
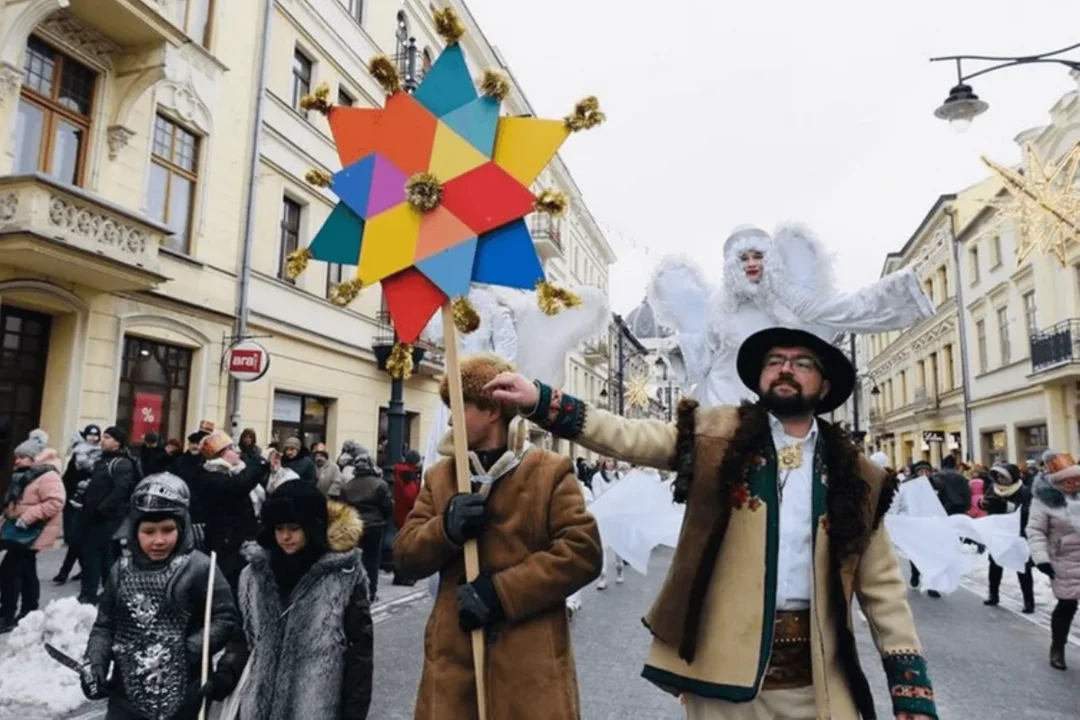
[1050, 644, 1067, 671]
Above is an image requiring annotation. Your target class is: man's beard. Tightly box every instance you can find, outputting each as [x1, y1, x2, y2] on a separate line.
[759, 375, 823, 418]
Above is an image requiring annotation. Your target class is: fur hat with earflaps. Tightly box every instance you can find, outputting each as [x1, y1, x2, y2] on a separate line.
[439, 353, 518, 421]
[13, 429, 49, 460]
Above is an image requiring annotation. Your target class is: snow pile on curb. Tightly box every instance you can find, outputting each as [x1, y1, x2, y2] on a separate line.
[0, 597, 97, 718]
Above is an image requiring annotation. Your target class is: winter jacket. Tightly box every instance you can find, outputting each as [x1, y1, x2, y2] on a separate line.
[82, 450, 138, 526]
[968, 478, 987, 519]
[282, 454, 318, 486]
[931, 469, 972, 515]
[86, 549, 239, 718]
[392, 461, 421, 529]
[217, 502, 372, 720]
[394, 443, 601, 720]
[316, 461, 344, 498]
[63, 440, 100, 510]
[189, 458, 268, 558]
[4, 459, 65, 551]
[983, 483, 1033, 536]
[339, 460, 392, 534]
[1027, 476, 1080, 600]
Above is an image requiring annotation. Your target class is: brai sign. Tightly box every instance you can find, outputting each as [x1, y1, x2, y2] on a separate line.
[229, 340, 270, 382]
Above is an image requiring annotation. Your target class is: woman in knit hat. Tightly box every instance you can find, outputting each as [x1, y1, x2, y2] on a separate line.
[280, 436, 318, 485]
[980, 462, 1036, 612]
[0, 430, 65, 633]
[211, 480, 373, 718]
[1027, 450, 1080, 670]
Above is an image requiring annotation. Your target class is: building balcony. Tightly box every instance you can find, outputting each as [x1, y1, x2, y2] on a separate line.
[373, 310, 444, 376]
[531, 214, 563, 259]
[912, 386, 940, 414]
[0, 173, 169, 291]
[1030, 320, 1080, 375]
[66, 0, 186, 47]
[580, 337, 608, 366]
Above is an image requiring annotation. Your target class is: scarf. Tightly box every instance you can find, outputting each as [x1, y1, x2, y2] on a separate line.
[993, 480, 1022, 498]
[271, 544, 325, 602]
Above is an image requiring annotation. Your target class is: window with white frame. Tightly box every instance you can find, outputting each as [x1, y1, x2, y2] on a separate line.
[968, 245, 979, 283]
[178, 0, 213, 46]
[976, 319, 987, 373]
[279, 197, 303, 284]
[147, 115, 200, 253]
[292, 48, 313, 116]
[339, 0, 362, 23]
[990, 235, 1003, 268]
[326, 263, 346, 299]
[1023, 291, 1037, 337]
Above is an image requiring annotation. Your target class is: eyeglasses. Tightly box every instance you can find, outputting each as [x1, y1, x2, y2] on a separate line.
[764, 354, 821, 374]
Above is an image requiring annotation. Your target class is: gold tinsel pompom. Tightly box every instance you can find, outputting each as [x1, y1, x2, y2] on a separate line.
[368, 55, 401, 95]
[452, 296, 481, 334]
[305, 168, 332, 188]
[285, 247, 312, 280]
[535, 280, 582, 316]
[386, 343, 415, 380]
[433, 7, 466, 44]
[405, 173, 443, 212]
[480, 69, 510, 100]
[564, 96, 606, 132]
[329, 278, 365, 306]
[534, 189, 569, 216]
[299, 82, 332, 115]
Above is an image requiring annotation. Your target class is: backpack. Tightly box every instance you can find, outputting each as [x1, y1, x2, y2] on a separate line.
[107, 451, 143, 484]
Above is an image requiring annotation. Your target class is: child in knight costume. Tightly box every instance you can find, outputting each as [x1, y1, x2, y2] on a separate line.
[82, 473, 239, 720]
[648, 225, 934, 407]
[485, 328, 938, 720]
[394, 353, 603, 720]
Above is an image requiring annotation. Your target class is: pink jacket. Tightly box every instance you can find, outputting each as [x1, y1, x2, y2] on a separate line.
[968, 478, 987, 518]
[5, 451, 66, 551]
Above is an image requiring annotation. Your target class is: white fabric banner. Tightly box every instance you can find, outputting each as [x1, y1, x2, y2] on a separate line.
[586, 469, 685, 575]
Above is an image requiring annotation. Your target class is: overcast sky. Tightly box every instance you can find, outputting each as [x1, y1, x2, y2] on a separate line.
[465, 0, 1080, 314]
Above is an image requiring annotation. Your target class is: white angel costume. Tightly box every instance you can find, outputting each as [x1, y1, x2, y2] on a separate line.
[874, 461, 1031, 594]
[419, 284, 611, 473]
[647, 225, 936, 406]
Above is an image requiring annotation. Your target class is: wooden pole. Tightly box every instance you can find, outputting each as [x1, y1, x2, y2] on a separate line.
[198, 550, 217, 720]
[440, 303, 488, 720]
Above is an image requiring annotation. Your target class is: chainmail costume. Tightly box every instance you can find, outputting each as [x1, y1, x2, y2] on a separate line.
[111, 551, 194, 720]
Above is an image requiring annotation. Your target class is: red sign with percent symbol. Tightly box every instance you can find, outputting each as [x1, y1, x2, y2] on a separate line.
[132, 391, 163, 440]
[229, 340, 271, 382]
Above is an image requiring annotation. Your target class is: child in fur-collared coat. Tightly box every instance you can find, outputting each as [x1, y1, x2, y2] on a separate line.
[212, 480, 373, 720]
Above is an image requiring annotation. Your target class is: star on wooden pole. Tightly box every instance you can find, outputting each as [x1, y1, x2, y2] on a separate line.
[979, 143, 1080, 266]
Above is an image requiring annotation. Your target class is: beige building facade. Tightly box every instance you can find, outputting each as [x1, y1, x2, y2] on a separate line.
[0, 0, 614, 491]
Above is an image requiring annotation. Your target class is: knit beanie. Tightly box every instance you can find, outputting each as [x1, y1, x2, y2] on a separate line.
[82, 424, 101, 440]
[103, 425, 128, 446]
[258, 480, 328, 551]
[283, 437, 303, 451]
[14, 429, 49, 459]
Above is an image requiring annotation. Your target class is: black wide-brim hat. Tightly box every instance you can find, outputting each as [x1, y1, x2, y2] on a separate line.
[736, 327, 855, 415]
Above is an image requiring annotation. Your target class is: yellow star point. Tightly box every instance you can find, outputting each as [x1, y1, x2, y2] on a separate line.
[978, 143, 1080, 266]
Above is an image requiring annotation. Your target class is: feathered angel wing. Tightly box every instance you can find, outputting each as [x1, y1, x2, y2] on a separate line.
[508, 285, 611, 387]
[771, 223, 836, 299]
[646, 256, 715, 335]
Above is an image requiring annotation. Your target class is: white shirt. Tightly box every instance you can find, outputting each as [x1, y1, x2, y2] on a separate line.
[770, 414, 818, 612]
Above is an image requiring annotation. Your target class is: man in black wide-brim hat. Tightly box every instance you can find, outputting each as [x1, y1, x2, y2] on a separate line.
[484, 326, 937, 720]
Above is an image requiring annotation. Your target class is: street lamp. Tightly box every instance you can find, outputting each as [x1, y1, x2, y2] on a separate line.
[654, 356, 674, 422]
[930, 43, 1080, 132]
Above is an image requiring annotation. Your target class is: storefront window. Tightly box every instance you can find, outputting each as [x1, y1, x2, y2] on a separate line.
[116, 336, 192, 444]
[983, 430, 1007, 467]
[271, 392, 330, 450]
[1018, 424, 1048, 464]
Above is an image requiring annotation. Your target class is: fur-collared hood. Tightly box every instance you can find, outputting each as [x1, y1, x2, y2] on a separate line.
[204, 457, 246, 475]
[1034, 474, 1073, 509]
[246, 499, 362, 559]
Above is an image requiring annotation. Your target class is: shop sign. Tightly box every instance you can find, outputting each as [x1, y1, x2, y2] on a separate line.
[132, 392, 164, 440]
[229, 340, 270, 382]
[922, 430, 945, 443]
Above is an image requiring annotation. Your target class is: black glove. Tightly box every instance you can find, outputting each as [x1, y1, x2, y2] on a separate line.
[209, 669, 237, 702]
[80, 664, 107, 701]
[1037, 562, 1056, 579]
[443, 493, 487, 545]
[176, 679, 215, 716]
[457, 575, 506, 631]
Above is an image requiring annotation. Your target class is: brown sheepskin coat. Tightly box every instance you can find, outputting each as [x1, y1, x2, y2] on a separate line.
[394, 445, 602, 720]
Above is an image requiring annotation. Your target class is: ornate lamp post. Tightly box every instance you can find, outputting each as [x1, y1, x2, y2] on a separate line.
[930, 43, 1080, 132]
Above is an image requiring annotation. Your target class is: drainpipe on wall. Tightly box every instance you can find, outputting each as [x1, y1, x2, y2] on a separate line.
[227, 0, 274, 435]
[946, 204, 976, 462]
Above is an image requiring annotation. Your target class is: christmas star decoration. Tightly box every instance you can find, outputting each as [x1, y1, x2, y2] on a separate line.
[625, 370, 652, 410]
[979, 143, 1080, 266]
[288, 10, 604, 360]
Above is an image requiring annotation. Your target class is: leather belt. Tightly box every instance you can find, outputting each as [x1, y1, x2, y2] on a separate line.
[762, 610, 813, 689]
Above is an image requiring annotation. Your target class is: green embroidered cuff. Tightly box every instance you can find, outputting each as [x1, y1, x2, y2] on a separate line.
[883, 651, 937, 718]
[525, 381, 587, 439]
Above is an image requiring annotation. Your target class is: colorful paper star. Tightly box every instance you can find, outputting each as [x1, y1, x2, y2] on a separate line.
[979, 143, 1080, 266]
[303, 43, 590, 343]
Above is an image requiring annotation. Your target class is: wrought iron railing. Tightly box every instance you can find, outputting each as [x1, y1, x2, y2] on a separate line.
[1030, 319, 1080, 373]
[530, 214, 563, 250]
